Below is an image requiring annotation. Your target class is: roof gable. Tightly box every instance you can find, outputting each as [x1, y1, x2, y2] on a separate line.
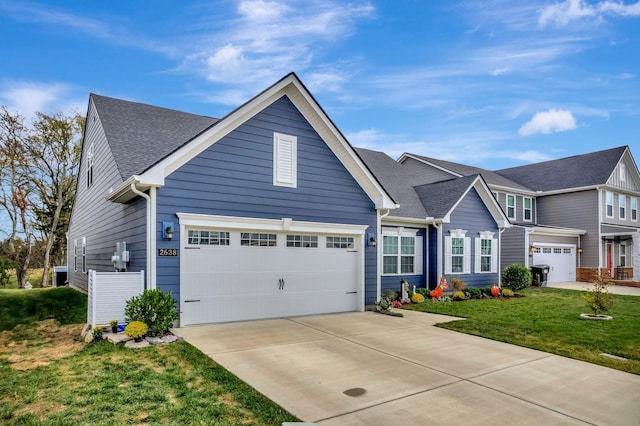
[495, 146, 628, 192]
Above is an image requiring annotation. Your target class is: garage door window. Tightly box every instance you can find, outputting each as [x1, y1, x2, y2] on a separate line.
[286, 235, 318, 248]
[241, 233, 277, 247]
[188, 230, 230, 245]
[326, 236, 354, 249]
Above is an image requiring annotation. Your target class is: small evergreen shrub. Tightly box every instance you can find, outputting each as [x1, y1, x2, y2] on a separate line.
[465, 288, 482, 299]
[91, 326, 103, 342]
[501, 288, 514, 297]
[382, 289, 398, 301]
[125, 289, 179, 337]
[479, 286, 493, 297]
[452, 290, 466, 301]
[449, 277, 467, 291]
[411, 293, 425, 303]
[415, 288, 430, 298]
[502, 264, 532, 291]
[125, 321, 148, 340]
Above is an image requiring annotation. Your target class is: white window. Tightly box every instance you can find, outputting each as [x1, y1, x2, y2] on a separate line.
[73, 240, 78, 272]
[81, 237, 87, 273]
[273, 132, 297, 188]
[523, 197, 532, 222]
[445, 229, 470, 274]
[241, 233, 277, 247]
[382, 230, 423, 275]
[286, 235, 318, 248]
[620, 244, 626, 267]
[474, 232, 497, 273]
[606, 192, 614, 218]
[326, 236, 354, 249]
[87, 143, 94, 188]
[619, 195, 626, 219]
[506, 194, 516, 220]
[188, 230, 230, 245]
[620, 163, 626, 181]
[632, 198, 637, 221]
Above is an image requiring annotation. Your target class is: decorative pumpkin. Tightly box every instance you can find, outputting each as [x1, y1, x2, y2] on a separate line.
[491, 285, 501, 297]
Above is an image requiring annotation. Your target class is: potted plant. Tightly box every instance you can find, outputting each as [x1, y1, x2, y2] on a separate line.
[91, 326, 103, 342]
[110, 319, 119, 333]
[125, 321, 148, 342]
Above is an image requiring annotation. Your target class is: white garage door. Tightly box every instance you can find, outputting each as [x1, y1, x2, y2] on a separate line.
[532, 245, 576, 283]
[178, 215, 365, 325]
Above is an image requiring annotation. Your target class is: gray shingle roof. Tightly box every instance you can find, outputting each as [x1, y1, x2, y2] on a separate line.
[413, 175, 481, 219]
[355, 148, 428, 218]
[91, 94, 218, 180]
[405, 153, 531, 192]
[495, 146, 627, 191]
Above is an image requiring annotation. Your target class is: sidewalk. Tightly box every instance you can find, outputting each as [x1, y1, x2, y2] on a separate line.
[547, 281, 640, 296]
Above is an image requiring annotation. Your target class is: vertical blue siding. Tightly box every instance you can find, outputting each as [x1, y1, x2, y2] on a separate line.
[156, 96, 378, 304]
[443, 188, 500, 288]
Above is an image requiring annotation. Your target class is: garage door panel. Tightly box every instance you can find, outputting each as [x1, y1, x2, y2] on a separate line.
[532, 245, 576, 283]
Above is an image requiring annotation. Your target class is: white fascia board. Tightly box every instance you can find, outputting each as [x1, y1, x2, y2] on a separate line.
[135, 74, 396, 210]
[382, 215, 441, 227]
[176, 213, 369, 235]
[487, 184, 537, 197]
[535, 185, 599, 196]
[528, 226, 587, 237]
[474, 177, 511, 227]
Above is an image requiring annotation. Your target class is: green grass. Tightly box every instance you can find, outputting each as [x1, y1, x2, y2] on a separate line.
[3, 269, 46, 289]
[0, 287, 298, 425]
[0, 287, 87, 331]
[404, 287, 640, 375]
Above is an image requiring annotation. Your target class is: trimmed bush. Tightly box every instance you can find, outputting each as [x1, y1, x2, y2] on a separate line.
[452, 290, 466, 301]
[502, 264, 532, 291]
[124, 289, 179, 337]
[411, 293, 425, 303]
[449, 277, 467, 291]
[501, 288, 514, 297]
[382, 289, 398, 301]
[479, 286, 493, 297]
[465, 288, 482, 299]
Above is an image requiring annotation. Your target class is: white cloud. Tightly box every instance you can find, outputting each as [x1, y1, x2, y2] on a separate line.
[0, 81, 86, 118]
[518, 109, 577, 136]
[538, 0, 640, 27]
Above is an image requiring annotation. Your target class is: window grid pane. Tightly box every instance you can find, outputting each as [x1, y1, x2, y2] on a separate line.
[241, 233, 277, 247]
[383, 256, 397, 274]
[400, 256, 414, 273]
[326, 236, 354, 249]
[383, 236, 398, 254]
[400, 237, 415, 255]
[188, 230, 229, 245]
[286, 235, 318, 248]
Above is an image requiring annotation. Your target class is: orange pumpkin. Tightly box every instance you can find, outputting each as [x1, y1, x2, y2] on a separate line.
[491, 286, 501, 297]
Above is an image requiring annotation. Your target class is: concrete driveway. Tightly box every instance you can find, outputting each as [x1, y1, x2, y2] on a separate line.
[174, 310, 640, 425]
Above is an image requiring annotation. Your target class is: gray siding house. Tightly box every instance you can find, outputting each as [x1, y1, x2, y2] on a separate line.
[67, 73, 396, 326]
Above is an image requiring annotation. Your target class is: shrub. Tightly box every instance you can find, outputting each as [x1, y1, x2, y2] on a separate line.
[479, 286, 493, 297]
[415, 288, 430, 298]
[125, 321, 148, 340]
[501, 288, 514, 297]
[449, 277, 467, 291]
[124, 289, 179, 337]
[465, 288, 482, 299]
[382, 289, 398, 301]
[502, 264, 531, 291]
[411, 293, 425, 303]
[92, 326, 103, 342]
[452, 291, 466, 301]
[582, 274, 614, 315]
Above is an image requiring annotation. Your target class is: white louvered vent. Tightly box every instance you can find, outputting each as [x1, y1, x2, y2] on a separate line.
[273, 132, 297, 188]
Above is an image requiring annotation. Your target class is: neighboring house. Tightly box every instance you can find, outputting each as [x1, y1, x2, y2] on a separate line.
[67, 73, 396, 326]
[356, 148, 510, 293]
[398, 146, 640, 284]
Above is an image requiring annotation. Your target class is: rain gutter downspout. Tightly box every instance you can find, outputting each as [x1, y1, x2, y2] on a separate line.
[130, 182, 152, 290]
[432, 221, 443, 283]
[499, 227, 506, 286]
[377, 209, 391, 301]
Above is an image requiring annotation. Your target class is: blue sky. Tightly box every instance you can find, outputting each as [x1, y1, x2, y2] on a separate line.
[1, 0, 639, 170]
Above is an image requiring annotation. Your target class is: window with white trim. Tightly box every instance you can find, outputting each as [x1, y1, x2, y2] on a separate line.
[606, 191, 614, 218]
[382, 230, 423, 275]
[87, 143, 94, 188]
[632, 197, 637, 221]
[619, 194, 626, 219]
[73, 240, 78, 272]
[474, 231, 497, 273]
[188, 230, 230, 245]
[241, 233, 277, 247]
[506, 194, 516, 220]
[81, 237, 87, 273]
[326, 236, 354, 249]
[445, 229, 470, 274]
[286, 235, 318, 248]
[273, 132, 297, 188]
[620, 243, 626, 267]
[523, 197, 532, 222]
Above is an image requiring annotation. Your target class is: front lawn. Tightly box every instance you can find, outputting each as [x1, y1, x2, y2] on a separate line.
[0, 288, 298, 425]
[404, 287, 640, 375]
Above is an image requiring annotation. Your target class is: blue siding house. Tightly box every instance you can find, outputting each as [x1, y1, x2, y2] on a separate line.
[67, 73, 397, 325]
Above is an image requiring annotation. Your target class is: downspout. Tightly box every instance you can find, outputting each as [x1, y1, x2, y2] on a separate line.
[498, 227, 505, 286]
[377, 209, 391, 301]
[130, 182, 151, 290]
[433, 222, 443, 282]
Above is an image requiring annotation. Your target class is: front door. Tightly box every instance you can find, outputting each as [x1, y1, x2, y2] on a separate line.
[606, 243, 613, 277]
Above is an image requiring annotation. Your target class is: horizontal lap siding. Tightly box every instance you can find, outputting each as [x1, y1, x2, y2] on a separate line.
[156, 96, 377, 305]
[444, 188, 499, 288]
[67, 100, 147, 291]
[501, 227, 526, 267]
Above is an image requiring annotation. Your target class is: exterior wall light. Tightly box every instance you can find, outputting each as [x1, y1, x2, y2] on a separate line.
[162, 221, 174, 240]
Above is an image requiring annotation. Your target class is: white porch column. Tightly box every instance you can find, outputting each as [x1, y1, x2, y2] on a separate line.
[633, 232, 640, 281]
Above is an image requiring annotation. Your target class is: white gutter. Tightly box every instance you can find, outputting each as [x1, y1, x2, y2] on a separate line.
[130, 182, 152, 290]
[498, 227, 505, 286]
[434, 222, 443, 281]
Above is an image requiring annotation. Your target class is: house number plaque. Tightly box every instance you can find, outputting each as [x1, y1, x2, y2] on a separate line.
[158, 249, 178, 256]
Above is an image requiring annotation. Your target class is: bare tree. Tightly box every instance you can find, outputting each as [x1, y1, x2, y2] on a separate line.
[24, 111, 83, 287]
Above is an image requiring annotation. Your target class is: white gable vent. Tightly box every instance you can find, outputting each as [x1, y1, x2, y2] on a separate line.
[273, 132, 297, 188]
